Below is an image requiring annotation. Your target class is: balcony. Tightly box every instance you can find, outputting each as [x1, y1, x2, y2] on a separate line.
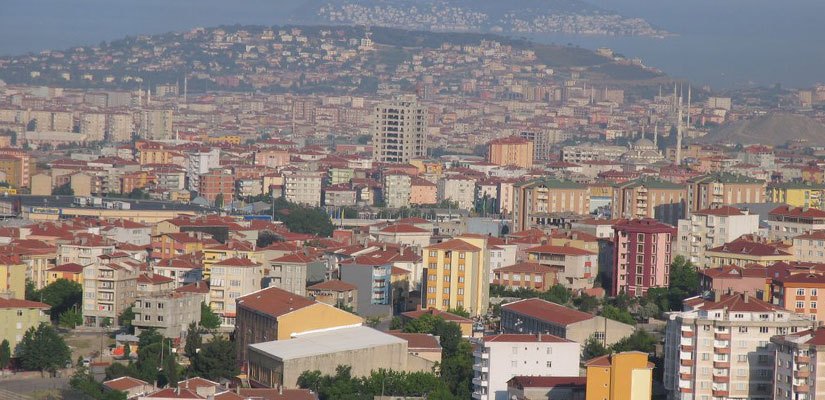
[472, 363, 489, 373]
[795, 369, 811, 379]
[796, 355, 811, 364]
[679, 373, 692, 380]
[471, 377, 488, 387]
[680, 360, 694, 367]
[712, 390, 729, 397]
[680, 345, 694, 352]
[682, 331, 695, 338]
[471, 391, 483, 400]
[714, 347, 731, 354]
[715, 332, 731, 340]
[794, 384, 810, 393]
[472, 351, 489, 360]
[713, 361, 730, 369]
[678, 387, 693, 394]
[713, 375, 730, 383]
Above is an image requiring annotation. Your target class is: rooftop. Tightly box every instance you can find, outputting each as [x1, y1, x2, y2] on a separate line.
[249, 326, 404, 361]
[501, 298, 596, 326]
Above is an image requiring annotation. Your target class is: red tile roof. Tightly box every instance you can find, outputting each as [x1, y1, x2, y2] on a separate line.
[213, 257, 260, 267]
[48, 263, 85, 273]
[708, 238, 791, 257]
[236, 287, 315, 318]
[271, 252, 316, 264]
[103, 376, 149, 391]
[145, 388, 202, 399]
[237, 388, 317, 400]
[425, 239, 480, 252]
[138, 273, 174, 285]
[770, 205, 825, 218]
[692, 292, 778, 312]
[388, 332, 442, 351]
[501, 298, 595, 326]
[0, 298, 50, 309]
[699, 264, 767, 279]
[525, 244, 594, 256]
[380, 224, 429, 234]
[307, 280, 357, 292]
[178, 377, 220, 390]
[494, 262, 560, 274]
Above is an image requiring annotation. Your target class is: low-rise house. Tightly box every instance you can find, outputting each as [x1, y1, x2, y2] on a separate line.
[306, 280, 358, 311]
[103, 376, 153, 399]
[698, 264, 768, 300]
[506, 376, 586, 400]
[526, 245, 596, 290]
[493, 262, 559, 292]
[46, 263, 84, 285]
[0, 298, 49, 353]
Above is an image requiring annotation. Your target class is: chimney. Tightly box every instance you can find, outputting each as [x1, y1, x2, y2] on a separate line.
[538, 332, 542, 341]
[744, 292, 750, 303]
[714, 290, 721, 303]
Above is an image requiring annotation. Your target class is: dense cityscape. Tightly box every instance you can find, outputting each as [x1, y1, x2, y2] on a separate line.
[0, 4, 824, 400]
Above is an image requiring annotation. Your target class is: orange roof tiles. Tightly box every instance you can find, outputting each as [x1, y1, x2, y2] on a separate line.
[501, 298, 595, 326]
[236, 287, 315, 318]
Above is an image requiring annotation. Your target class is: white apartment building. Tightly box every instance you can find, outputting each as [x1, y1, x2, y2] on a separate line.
[489, 244, 517, 283]
[139, 108, 173, 140]
[208, 257, 263, 326]
[283, 171, 323, 207]
[186, 148, 220, 191]
[372, 95, 427, 163]
[771, 326, 825, 400]
[663, 292, 813, 400]
[107, 113, 134, 142]
[676, 206, 760, 266]
[438, 176, 476, 210]
[383, 174, 412, 209]
[560, 144, 627, 163]
[472, 333, 580, 400]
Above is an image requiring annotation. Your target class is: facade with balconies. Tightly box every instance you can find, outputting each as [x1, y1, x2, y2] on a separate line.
[676, 206, 759, 267]
[771, 326, 825, 400]
[664, 291, 813, 400]
[81, 258, 139, 328]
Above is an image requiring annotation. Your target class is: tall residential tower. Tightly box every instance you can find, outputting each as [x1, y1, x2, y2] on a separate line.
[372, 95, 427, 163]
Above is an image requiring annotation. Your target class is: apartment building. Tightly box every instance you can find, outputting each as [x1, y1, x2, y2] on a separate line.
[612, 218, 676, 297]
[306, 280, 358, 312]
[584, 352, 654, 400]
[487, 136, 534, 169]
[139, 108, 173, 140]
[663, 292, 813, 400]
[560, 144, 627, 163]
[422, 237, 489, 316]
[492, 262, 559, 292]
[267, 252, 325, 297]
[512, 179, 590, 232]
[686, 173, 765, 218]
[705, 236, 794, 268]
[613, 178, 687, 225]
[768, 182, 825, 208]
[82, 260, 139, 327]
[208, 257, 263, 326]
[234, 286, 363, 364]
[437, 176, 476, 210]
[676, 206, 760, 266]
[472, 334, 580, 400]
[132, 291, 202, 338]
[80, 112, 106, 141]
[0, 255, 26, 299]
[771, 326, 825, 400]
[186, 148, 220, 191]
[771, 268, 825, 322]
[198, 169, 234, 206]
[283, 171, 323, 207]
[0, 298, 49, 354]
[372, 95, 427, 163]
[525, 245, 597, 291]
[107, 113, 134, 142]
[768, 205, 825, 241]
[793, 230, 825, 262]
[699, 265, 769, 300]
[383, 173, 412, 208]
[339, 256, 394, 318]
[500, 298, 634, 347]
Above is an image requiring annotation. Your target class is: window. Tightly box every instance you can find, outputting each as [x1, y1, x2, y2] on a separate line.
[443, 288, 450, 294]
[737, 355, 747, 362]
[546, 361, 552, 368]
[759, 327, 769, 333]
[459, 252, 465, 259]
[637, 233, 645, 242]
[158, 316, 164, 322]
[813, 289, 819, 296]
[512, 347, 518, 355]
[796, 301, 805, 309]
[457, 288, 464, 295]
[797, 288, 806, 296]
[546, 347, 552, 354]
[443, 276, 450, 282]
[511, 360, 518, 367]
[458, 277, 465, 283]
[429, 251, 437, 257]
[458, 264, 465, 271]
[812, 302, 818, 309]
[157, 303, 164, 309]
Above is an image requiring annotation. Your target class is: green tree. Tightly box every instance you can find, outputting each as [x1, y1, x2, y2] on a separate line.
[18, 323, 72, 376]
[123, 343, 131, 359]
[104, 362, 137, 381]
[402, 314, 440, 334]
[164, 353, 179, 388]
[190, 335, 239, 381]
[38, 279, 83, 320]
[184, 322, 202, 361]
[643, 287, 670, 313]
[270, 198, 334, 237]
[119, 305, 136, 334]
[128, 188, 149, 199]
[601, 304, 635, 325]
[610, 329, 657, 354]
[52, 182, 74, 196]
[0, 339, 10, 370]
[72, 365, 129, 400]
[582, 334, 609, 361]
[199, 302, 221, 330]
[389, 316, 403, 330]
[573, 294, 600, 313]
[446, 306, 470, 318]
[214, 193, 225, 209]
[668, 256, 700, 310]
[59, 308, 83, 329]
[25, 280, 38, 301]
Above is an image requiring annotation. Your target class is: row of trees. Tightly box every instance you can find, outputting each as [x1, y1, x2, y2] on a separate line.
[25, 279, 83, 326]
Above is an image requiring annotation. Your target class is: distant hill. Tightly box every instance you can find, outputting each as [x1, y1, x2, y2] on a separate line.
[700, 113, 825, 146]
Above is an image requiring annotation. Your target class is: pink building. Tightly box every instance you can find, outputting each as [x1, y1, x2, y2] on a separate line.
[410, 176, 437, 205]
[612, 218, 676, 297]
[698, 264, 768, 300]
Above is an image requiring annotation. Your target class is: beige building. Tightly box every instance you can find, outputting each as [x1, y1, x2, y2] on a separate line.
[613, 178, 687, 225]
[208, 257, 263, 326]
[772, 326, 825, 400]
[80, 112, 107, 141]
[372, 95, 427, 163]
[82, 258, 140, 327]
[422, 237, 490, 316]
[107, 113, 134, 142]
[487, 136, 534, 169]
[792, 230, 825, 262]
[686, 173, 765, 218]
[383, 174, 411, 208]
[0, 298, 49, 353]
[139, 109, 173, 140]
[132, 291, 202, 338]
[437, 176, 476, 210]
[512, 179, 590, 232]
[663, 292, 813, 400]
[283, 171, 322, 207]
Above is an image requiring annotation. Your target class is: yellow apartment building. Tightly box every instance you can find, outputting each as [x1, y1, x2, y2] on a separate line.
[422, 237, 489, 316]
[767, 182, 825, 208]
[585, 351, 653, 400]
[0, 298, 50, 353]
